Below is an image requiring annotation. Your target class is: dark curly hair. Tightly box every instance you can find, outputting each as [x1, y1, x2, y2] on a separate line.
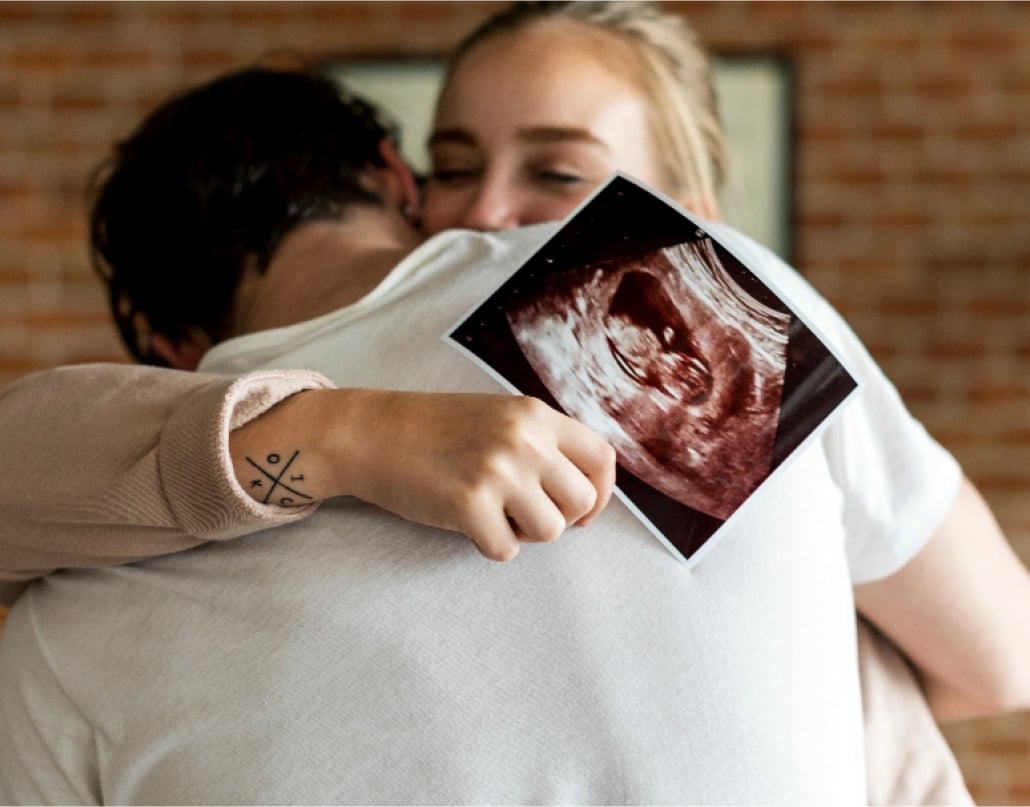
[89, 66, 399, 365]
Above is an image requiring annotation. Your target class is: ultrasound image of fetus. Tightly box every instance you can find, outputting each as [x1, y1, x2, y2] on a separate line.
[507, 238, 791, 520]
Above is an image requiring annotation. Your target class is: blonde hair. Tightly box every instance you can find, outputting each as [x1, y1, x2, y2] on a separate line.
[445, 1, 728, 204]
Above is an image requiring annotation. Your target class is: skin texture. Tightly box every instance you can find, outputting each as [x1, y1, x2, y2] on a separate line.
[232, 387, 615, 562]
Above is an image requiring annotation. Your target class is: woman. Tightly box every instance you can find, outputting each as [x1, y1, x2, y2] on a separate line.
[0, 3, 1025, 800]
[422, 1, 724, 233]
[421, 6, 991, 802]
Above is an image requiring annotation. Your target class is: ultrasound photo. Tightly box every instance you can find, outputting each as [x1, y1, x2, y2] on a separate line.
[508, 238, 789, 521]
[448, 175, 858, 566]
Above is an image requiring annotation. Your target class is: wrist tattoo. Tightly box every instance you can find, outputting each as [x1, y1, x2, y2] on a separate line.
[245, 450, 313, 507]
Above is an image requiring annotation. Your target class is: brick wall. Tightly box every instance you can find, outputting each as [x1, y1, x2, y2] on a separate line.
[1, 1, 1028, 801]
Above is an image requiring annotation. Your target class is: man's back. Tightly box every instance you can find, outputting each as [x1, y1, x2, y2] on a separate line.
[0, 485, 866, 804]
[1, 224, 954, 804]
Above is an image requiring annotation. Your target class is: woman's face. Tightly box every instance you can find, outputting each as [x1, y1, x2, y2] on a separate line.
[422, 23, 668, 235]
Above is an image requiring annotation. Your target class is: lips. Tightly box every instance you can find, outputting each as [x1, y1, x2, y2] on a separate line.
[604, 270, 713, 404]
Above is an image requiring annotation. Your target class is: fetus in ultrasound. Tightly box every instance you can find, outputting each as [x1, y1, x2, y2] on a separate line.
[507, 238, 790, 520]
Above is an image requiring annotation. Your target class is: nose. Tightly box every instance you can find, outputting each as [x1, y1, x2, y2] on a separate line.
[458, 177, 521, 232]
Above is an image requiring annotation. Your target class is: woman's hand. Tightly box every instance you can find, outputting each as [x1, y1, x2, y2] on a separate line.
[231, 388, 617, 561]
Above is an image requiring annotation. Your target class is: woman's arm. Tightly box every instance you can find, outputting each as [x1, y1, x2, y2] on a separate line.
[1, 364, 616, 605]
[726, 229, 1030, 721]
[0, 363, 331, 605]
[232, 387, 616, 563]
[855, 476, 1030, 720]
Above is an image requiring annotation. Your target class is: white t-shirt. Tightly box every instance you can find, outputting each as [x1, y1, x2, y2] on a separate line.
[0, 224, 960, 805]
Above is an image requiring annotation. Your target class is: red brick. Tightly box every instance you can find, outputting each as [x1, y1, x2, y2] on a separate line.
[949, 30, 1023, 52]
[10, 46, 80, 71]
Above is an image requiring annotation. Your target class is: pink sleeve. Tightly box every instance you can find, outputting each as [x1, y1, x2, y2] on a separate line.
[0, 363, 334, 605]
[858, 617, 973, 805]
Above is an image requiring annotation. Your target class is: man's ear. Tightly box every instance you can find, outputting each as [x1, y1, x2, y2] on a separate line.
[377, 139, 422, 225]
[150, 330, 211, 371]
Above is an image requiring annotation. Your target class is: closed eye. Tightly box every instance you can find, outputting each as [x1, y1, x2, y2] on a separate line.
[428, 167, 480, 185]
[537, 170, 584, 185]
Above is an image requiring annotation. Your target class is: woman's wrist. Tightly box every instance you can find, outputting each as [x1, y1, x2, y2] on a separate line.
[229, 388, 346, 507]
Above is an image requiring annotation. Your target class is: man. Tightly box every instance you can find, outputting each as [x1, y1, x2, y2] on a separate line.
[0, 68, 615, 606]
[0, 66, 1020, 804]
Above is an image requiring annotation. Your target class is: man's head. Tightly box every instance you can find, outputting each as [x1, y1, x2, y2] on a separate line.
[90, 66, 415, 367]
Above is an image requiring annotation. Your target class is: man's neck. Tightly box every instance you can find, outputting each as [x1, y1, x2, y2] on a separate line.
[233, 210, 423, 335]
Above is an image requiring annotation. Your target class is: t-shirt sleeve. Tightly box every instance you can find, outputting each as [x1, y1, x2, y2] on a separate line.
[814, 301, 962, 582]
[0, 363, 334, 605]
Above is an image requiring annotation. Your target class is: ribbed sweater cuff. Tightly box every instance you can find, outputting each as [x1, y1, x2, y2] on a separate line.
[159, 369, 335, 540]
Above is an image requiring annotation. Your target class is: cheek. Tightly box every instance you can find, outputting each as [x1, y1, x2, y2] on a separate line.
[421, 183, 599, 235]
[518, 190, 596, 226]
[420, 185, 467, 235]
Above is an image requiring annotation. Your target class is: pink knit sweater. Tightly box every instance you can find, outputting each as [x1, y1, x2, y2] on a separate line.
[0, 363, 331, 605]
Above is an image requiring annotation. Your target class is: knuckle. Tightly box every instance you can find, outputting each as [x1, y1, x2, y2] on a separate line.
[588, 439, 617, 474]
[452, 483, 489, 520]
[487, 540, 519, 562]
[513, 395, 548, 417]
[538, 511, 567, 543]
[570, 483, 598, 517]
[506, 397, 551, 437]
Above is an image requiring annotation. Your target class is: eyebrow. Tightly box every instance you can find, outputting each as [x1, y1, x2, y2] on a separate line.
[428, 126, 607, 149]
